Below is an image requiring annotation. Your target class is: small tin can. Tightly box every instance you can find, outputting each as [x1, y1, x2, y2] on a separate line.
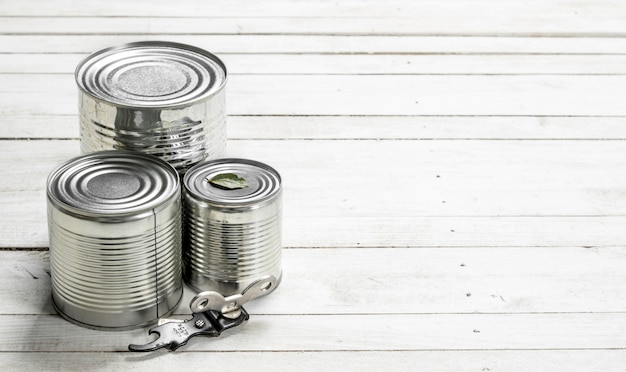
[47, 151, 182, 329]
[76, 41, 227, 173]
[183, 158, 282, 297]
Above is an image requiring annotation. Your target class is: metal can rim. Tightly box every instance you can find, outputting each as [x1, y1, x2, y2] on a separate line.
[75, 40, 228, 110]
[183, 158, 282, 208]
[47, 150, 180, 221]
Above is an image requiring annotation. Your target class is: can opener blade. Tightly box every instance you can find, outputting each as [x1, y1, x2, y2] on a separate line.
[128, 275, 277, 352]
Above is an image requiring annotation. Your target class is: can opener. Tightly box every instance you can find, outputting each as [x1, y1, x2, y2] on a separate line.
[128, 275, 277, 352]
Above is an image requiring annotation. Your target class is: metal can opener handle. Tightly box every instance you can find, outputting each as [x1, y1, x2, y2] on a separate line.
[128, 275, 277, 352]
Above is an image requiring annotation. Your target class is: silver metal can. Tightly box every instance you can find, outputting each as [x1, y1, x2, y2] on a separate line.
[76, 41, 227, 173]
[46, 151, 183, 329]
[183, 158, 282, 297]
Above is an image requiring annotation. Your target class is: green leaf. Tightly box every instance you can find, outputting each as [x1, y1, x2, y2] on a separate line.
[206, 173, 249, 190]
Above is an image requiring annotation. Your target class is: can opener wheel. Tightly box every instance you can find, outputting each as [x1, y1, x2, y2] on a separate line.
[128, 275, 277, 352]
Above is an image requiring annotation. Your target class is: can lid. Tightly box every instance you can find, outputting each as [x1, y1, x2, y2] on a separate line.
[184, 158, 281, 206]
[47, 151, 179, 217]
[75, 41, 227, 109]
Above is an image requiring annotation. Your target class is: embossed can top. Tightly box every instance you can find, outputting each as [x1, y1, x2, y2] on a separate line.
[75, 41, 227, 109]
[184, 158, 282, 207]
[47, 151, 180, 219]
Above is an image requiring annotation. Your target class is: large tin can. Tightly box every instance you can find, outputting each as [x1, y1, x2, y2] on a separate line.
[183, 158, 282, 296]
[76, 41, 227, 173]
[46, 151, 182, 329]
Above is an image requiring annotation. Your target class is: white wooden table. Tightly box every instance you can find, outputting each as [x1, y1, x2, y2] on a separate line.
[2, 0, 626, 370]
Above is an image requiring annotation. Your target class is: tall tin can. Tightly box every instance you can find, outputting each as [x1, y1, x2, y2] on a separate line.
[183, 158, 282, 297]
[76, 41, 227, 173]
[46, 151, 182, 329]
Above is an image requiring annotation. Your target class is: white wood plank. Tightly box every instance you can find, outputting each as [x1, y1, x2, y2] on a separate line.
[2, 35, 626, 54]
[230, 140, 626, 217]
[286, 216, 626, 248]
[1, 313, 626, 351]
[2, 74, 626, 116]
[4, 115, 626, 140]
[3, 247, 626, 316]
[2, 14, 626, 37]
[1, 0, 625, 37]
[227, 116, 626, 140]
[2, 140, 626, 247]
[7, 212, 626, 249]
[5, 54, 626, 75]
[2, 350, 626, 372]
[7, 139, 626, 220]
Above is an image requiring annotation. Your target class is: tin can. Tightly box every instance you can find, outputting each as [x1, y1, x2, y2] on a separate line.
[183, 158, 282, 296]
[76, 41, 227, 173]
[46, 151, 182, 329]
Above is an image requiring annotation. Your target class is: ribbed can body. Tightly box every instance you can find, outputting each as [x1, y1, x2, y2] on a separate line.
[47, 151, 183, 329]
[76, 41, 227, 173]
[183, 159, 282, 296]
